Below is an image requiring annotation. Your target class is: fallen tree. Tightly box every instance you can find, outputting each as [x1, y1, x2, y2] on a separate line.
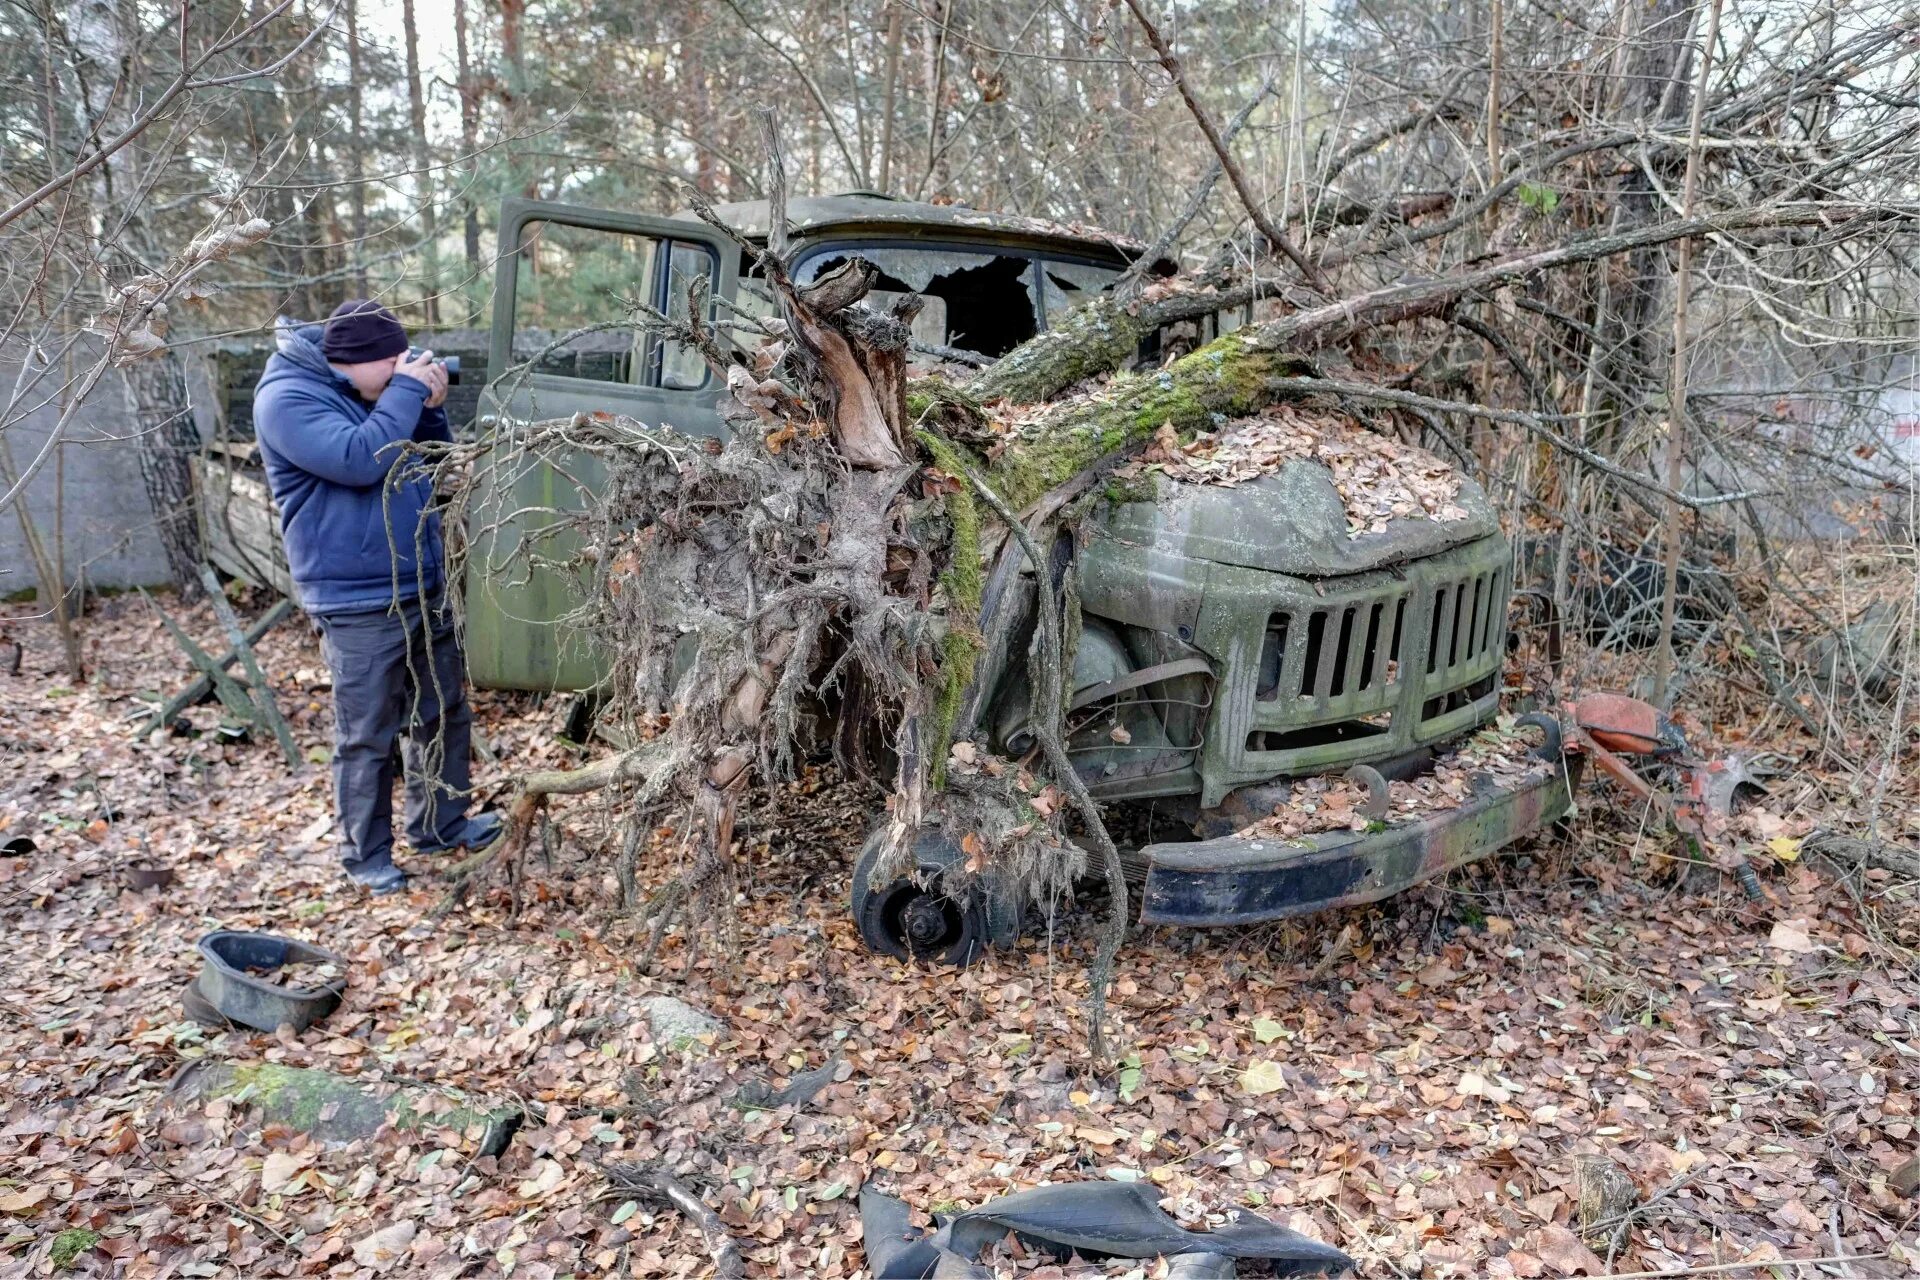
[428, 21, 1920, 1056]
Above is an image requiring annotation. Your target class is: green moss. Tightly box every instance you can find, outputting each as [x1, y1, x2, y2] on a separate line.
[916, 431, 988, 787]
[905, 376, 988, 433]
[50, 1229, 101, 1270]
[227, 1062, 336, 1130]
[221, 1062, 514, 1144]
[929, 628, 981, 788]
[1101, 473, 1159, 506]
[982, 334, 1315, 512]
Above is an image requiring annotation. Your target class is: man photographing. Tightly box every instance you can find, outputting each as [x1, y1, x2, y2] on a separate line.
[254, 299, 500, 894]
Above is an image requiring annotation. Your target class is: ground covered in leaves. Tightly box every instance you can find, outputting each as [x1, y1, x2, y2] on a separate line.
[2, 595, 1918, 1278]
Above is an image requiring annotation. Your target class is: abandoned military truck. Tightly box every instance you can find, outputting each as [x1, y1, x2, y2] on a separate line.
[474, 192, 1569, 962]
[211, 191, 1570, 960]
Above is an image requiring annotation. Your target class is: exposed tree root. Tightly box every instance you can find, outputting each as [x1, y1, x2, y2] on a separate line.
[433, 746, 661, 919]
[938, 441, 1130, 1062]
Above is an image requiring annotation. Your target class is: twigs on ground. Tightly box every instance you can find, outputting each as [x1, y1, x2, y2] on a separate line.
[601, 1164, 744, 1278]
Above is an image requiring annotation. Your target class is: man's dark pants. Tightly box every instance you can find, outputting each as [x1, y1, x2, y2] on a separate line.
[315, 592, 473, 875]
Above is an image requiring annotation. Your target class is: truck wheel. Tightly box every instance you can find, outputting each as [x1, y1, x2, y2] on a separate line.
[850, 830, 1018, 966]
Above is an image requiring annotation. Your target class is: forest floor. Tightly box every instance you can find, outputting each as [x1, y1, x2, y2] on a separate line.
[2, 592, 1918, 1279]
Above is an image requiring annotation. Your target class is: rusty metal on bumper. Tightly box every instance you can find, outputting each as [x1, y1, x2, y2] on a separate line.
[1138, 758, 1575, 927]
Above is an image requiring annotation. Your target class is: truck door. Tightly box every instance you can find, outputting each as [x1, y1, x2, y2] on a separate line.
[467, 199, 739, 692]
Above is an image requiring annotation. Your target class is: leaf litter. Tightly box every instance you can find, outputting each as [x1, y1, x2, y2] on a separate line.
[0, 595, 1917, 1278]
[1116, 404, 1470, 536]
[1237, 721, 1555, 842]
[245, 959, 343, 991]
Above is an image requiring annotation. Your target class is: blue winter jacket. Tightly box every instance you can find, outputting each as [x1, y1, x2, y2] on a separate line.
[252, 320, 452, 615]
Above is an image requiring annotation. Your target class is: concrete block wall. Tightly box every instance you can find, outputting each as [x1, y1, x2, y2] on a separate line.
[0, 340, 216, 594]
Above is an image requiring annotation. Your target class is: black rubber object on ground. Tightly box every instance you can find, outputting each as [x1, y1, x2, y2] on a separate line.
[179, 976, 233, 1029]
[860, 1181, 1354, 1277]
[195, 931, 347, 1032]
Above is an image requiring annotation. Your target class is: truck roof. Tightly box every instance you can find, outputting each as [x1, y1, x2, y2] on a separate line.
[680, 191, 1177, 273]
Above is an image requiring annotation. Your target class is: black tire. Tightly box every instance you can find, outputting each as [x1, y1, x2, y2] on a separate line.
[850, 830, 1018, 966]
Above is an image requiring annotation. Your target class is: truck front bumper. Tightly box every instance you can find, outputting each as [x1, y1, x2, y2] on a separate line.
[1138, 756, 1575, 927]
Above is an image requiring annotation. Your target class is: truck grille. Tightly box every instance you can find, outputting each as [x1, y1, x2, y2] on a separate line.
[1192, 536, 1511, 805]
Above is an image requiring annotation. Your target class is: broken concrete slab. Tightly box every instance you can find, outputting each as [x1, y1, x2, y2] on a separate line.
[640, 995, 723, 1049]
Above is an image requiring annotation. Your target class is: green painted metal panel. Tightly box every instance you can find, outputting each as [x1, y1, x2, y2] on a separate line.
[464, 199, 737, 692]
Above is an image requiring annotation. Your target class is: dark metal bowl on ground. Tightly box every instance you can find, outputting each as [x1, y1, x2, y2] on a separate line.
[126, 864, 175, 891]
[196, 931, 347, 1032]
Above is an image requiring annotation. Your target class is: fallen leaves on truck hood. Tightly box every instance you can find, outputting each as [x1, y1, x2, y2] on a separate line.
[1119, 404, 1469, 536]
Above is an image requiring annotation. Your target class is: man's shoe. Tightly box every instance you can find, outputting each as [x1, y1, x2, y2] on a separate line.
[414, 811, 504, 856]
[348, 863, 411, 896]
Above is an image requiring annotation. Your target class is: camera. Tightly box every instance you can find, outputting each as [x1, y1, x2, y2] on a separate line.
[406, 348, 462, 385]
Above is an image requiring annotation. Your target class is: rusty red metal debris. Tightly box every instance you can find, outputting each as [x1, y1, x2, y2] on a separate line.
[1569, 691, 1688, 755]
[1559, 692, 1764, 896]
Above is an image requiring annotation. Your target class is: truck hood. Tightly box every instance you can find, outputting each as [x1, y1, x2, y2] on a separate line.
[1091, 461, 1501, 578]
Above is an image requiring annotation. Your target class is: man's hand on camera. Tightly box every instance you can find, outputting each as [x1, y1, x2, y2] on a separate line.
[395, 349, 449, 407]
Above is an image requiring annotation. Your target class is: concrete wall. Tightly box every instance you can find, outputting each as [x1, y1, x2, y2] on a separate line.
[0, 339, 219, 595]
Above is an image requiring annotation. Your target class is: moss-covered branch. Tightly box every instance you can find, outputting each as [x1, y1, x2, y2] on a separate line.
[983, 333, 1317, 512]
[963, 280, 1284, 407]
[966, 294, 1157, 406]
[917, 431, 985, 786]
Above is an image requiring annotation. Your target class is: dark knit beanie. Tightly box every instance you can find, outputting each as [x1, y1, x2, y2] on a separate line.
[321, 299, 409, 363]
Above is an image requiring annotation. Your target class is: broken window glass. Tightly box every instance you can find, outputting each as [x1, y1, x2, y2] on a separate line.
[1036, 258, 1122, 321]
[794, 245, 1038, 358]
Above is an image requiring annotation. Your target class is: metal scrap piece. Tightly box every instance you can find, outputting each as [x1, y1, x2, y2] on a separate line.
[861, 1180, 1354, 1277]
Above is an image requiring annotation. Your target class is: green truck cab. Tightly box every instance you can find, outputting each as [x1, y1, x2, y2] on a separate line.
[467, 192, 1199, 691]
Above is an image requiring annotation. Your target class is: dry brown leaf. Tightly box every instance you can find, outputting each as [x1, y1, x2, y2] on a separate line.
[1534, 1224, 1605, 1275]
[1768, 918, 1816, 953]
[350, 1221, 417, 1272]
